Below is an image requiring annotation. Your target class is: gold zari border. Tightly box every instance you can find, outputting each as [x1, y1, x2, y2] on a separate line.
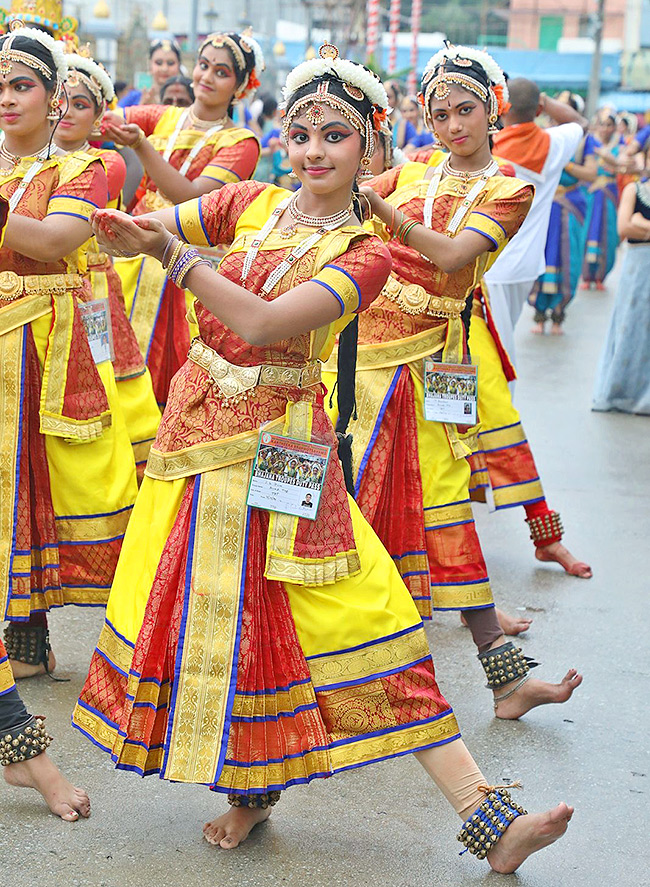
[162, 464, 250, 784]
[307, 625, 429, 689]
[145, 417, 284, 481]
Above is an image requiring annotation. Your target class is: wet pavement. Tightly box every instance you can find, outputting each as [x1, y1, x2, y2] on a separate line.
[1, 258, 647, 887]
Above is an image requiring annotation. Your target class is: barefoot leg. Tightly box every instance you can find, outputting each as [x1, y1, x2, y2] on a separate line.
[535, 541, 592, 578]
[460, 608, 532, 636]
[4, 752, 90, 821]
[203, 806, 272, 849]
[9, 650, 56, 680]
[494, 669, 583, 720]
[415, 740, 572, 873]
[488, 803, 574, 873]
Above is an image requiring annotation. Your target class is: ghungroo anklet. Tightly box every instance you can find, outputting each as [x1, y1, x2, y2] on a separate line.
[0, 716, 52, 766]
[457, 785, 527, 860]
[525, 510, 563, 548]
[3, 623, 51, 669]
[227, 791, 281, 810]
[478, 641, 538, 690]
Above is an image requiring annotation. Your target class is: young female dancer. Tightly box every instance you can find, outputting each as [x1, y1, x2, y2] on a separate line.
[118, 38, 182, 109]
[105, 31, 262, 406]
[73, 44, 572, 872]
[342, 46, 582, 715]
[54, 50, 160, 479]
[0, 26, 137, 677]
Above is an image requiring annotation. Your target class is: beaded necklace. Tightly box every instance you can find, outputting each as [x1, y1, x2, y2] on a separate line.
[241, 196, 353, 296]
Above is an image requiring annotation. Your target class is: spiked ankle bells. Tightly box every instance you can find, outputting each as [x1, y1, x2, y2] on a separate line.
[457, 788, 527, 859]
[3, 623, 51, 670]
[526, 510, 563, 548]
[478, 641, 535, 689]
[0, 716, 52, 766]
[227, 791, 281, 809]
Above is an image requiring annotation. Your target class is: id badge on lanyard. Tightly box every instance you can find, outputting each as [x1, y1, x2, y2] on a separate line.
[423, 357, 478, 425]
[247, 431, 331, 521]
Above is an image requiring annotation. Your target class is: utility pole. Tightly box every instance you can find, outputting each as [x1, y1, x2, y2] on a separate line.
[585, 0, 605, 119]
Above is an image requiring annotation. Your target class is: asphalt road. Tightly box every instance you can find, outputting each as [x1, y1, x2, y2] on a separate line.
[1, 257, 647, 887]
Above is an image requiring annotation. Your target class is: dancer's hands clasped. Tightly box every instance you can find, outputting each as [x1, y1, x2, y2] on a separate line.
[91, 209, 171, 261]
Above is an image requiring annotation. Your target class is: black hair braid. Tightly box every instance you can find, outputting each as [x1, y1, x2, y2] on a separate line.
[334, 315, 359, 496]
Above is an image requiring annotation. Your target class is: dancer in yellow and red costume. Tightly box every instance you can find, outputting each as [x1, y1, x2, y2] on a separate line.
[72, 44, 574, 870]
[102, 31, 262, 407]
[0, 26, 138, 678]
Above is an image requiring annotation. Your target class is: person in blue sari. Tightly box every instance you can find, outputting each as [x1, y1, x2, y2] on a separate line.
[530, 96, 596, 333]
[592, 174, 650, 414]
[580, 112, 622, 291]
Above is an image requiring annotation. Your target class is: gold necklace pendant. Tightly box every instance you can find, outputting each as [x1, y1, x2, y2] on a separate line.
[279, 223, 298, 238]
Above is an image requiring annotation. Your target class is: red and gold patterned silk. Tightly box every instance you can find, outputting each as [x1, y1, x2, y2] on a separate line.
[124, 105, 260, 215]
[0, 154, 110, 427]
[361, 162, 533, 338]
[154, 181, 391, 460]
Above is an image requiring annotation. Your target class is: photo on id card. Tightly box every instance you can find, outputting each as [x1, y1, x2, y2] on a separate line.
[423, 357, 478, 424]
[247, 431, 331, 520]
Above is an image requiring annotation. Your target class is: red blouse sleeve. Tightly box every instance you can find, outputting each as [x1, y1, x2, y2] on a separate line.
[200, 135, 260, 186]
[312, 235, 392, 316]
[367, 165, 402, 199]
[124, 104, 167, 135]
[101, 150, 127, 202]
[465, 184, 534, 251]
[47, 158, 108, 221]
[174, 180, 269, 247]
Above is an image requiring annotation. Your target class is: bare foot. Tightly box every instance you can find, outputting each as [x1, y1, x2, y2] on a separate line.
[4, 752, 90, 821]
[595, 281, 605, 291]
[535, 542, 592, 578]
[460, 608, 532, 637]
[496, 607, 532, 636]
[487, 803, 574, 873]
[494, 669, 583, 720]
[203, 806, 271, 849]
[531, 322, 545, 335]
[9, 650, 56, 680]
[579, 280, 591, 290]
[550, 322, 564, 335]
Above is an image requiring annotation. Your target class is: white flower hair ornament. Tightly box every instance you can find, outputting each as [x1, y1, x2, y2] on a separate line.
[199, 30, 265, 99]
[0, 22, 68, 120]
[419, 43, 510, 134]
[281, 44, 389, 171]
[66, 52, 115, 105]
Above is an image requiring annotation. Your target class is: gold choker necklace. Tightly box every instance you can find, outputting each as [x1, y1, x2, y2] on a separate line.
[442, 157, 498, 180]
[188, 106, 229, 131]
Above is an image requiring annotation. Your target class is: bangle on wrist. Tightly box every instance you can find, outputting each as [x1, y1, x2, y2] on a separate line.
[132, 127, 145, 149]
[161, 234, 177, 267]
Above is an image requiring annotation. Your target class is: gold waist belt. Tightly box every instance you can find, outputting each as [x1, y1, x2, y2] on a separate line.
[383, 275, 463, 318]
[0, 270, 83, 302]
[188, 338, 321, 400]
[86, 251, 108, 267]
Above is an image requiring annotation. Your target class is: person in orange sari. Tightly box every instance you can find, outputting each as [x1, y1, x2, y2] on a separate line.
[0, 26, 138, 678]
[54, 50, 160, 480]
[347, 46, 582, 718]
[102, 31, 262, 407]
[73, 46, 573, 870]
